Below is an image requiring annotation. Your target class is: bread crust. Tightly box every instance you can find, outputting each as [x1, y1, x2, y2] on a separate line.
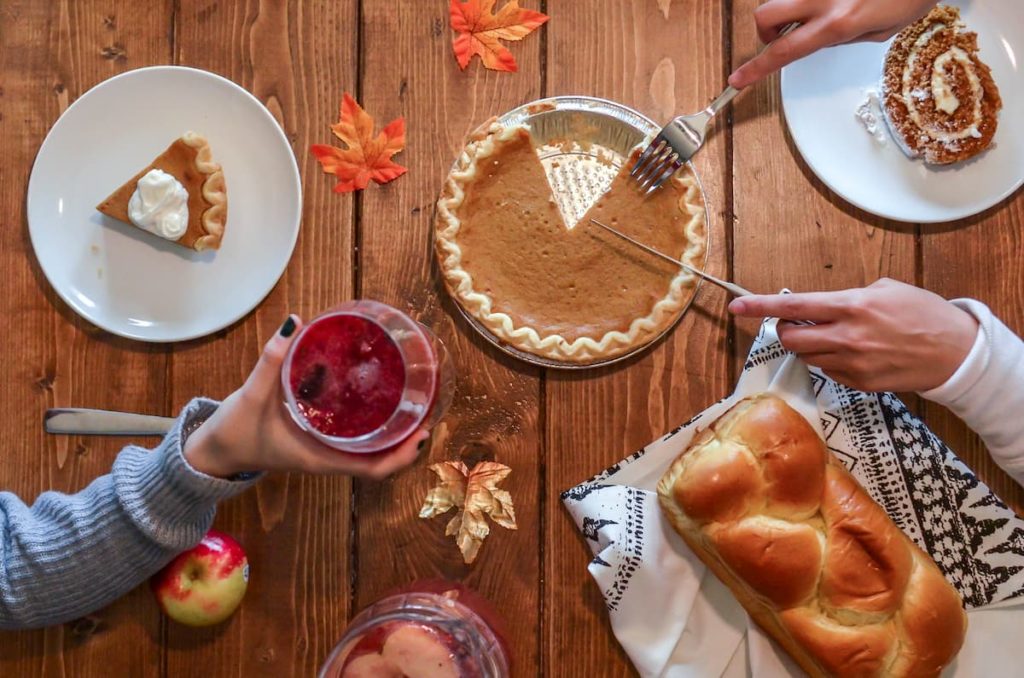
[657, 394, 967, 678]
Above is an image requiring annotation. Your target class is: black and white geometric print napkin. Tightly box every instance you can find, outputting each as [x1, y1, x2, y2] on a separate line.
[562, 318, 1024, 677]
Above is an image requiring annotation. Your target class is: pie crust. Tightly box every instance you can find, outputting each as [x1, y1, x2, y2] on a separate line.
[97, 132, 227, 251]
[436, 122, 707, 364]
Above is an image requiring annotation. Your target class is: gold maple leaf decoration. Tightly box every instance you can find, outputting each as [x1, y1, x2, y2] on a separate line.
[419, 461, 517, 564]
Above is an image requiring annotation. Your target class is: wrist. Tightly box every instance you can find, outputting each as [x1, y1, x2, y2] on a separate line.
[183, 420, 240, 479]
[933, 305, 980, 386]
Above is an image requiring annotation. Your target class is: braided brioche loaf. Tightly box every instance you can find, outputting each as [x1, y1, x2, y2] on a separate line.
[657, 394, 967, 677]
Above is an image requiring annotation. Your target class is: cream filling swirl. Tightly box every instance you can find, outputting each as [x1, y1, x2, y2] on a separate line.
[902, 23, 983, 142]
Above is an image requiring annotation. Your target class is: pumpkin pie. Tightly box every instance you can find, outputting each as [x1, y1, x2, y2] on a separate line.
[97, 132, 227, 250]
[436, 122, 707, 364]
[881, 5, 1001, 165]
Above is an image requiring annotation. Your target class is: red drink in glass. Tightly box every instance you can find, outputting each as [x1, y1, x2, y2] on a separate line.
[282, 300, 453, 453]
[319, 581, 510, 678]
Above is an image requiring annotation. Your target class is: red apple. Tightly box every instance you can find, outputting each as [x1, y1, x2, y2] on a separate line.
[151, 529, 249, 626]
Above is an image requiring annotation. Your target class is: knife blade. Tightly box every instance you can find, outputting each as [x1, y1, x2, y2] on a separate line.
[44, 408, 175, 436]
[588, 218, 754, 297]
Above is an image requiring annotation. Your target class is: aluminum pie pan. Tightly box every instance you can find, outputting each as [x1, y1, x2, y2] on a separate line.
[439, 95, 711, 371]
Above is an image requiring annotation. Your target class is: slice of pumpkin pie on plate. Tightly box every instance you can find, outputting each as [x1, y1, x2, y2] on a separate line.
[97, 132, 227, 251]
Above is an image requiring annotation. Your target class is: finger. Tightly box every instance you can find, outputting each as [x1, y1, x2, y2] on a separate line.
[795, 352, 849, 372]
[777, 322, 848, 354]
[363, 430, 430, 480]
[857, 28, 898, 43]
[302, 429, 429, 479]
[728, 292, 848, 322]
[246, 315, 303, 393]
[728, 20, 833, 89]
[753, 0, 810, 44]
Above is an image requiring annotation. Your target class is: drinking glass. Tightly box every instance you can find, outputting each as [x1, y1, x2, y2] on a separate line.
[281, 300, 454, 454]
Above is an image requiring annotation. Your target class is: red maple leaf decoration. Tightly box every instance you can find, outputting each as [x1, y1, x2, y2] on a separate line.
[310, 93, 407, 193]
[450, 0, 548, 73]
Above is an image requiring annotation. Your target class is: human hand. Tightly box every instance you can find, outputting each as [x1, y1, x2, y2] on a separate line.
[728, 278, 978, 393]
[183, 316, 428, 480]
[728, 0, 938, 89]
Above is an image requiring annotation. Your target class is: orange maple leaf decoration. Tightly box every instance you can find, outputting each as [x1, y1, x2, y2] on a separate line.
[310, 93, 407, 193]
[450, 0, 548, 72]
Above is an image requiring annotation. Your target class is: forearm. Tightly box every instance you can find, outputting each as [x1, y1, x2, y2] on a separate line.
[0, 398, 258, 629]
[920, 300, 1024, 485]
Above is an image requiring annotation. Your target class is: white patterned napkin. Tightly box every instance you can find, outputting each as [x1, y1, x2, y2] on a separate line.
[562, 318, 1024, 677]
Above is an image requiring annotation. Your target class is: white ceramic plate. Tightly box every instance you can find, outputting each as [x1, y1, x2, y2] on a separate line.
[28, 66, 301, 342]
[781, 0, 1023, 223]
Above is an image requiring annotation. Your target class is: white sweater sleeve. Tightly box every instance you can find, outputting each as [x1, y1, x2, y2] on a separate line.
[920, 299, 1024, 486]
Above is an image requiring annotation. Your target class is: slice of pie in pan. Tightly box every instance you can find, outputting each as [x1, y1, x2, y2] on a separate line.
[97, 132, 228, 251]
[436, 122, 707, 364]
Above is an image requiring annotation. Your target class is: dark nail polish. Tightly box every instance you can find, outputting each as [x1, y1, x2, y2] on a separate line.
[279, 316, 296, 337]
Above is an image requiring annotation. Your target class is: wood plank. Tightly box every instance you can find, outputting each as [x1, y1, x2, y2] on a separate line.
[354, 0, 543, 674]
[729, 0, 1021, 512]
[730, 0, 917, 359]
[922, 201, 1024, 514]
[730, 0, 920, 468]
[543, 1, 731, 675]
[164, 2, 358, 676]
[0, 2, 171, 676]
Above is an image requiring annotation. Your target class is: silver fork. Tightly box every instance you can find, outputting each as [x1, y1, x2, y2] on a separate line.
[631, 23, 799, 193]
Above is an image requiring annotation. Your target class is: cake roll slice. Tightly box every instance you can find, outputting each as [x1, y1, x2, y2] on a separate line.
[881, 5, 1001, 165]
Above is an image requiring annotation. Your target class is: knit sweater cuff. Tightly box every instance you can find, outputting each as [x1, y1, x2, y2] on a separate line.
[111, 398, 261, 550]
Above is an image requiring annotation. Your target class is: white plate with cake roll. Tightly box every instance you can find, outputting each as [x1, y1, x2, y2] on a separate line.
[780, 2, 1022, 223]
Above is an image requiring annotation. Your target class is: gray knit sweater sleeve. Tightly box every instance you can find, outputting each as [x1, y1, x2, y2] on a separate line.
[0, 398, 259, 630]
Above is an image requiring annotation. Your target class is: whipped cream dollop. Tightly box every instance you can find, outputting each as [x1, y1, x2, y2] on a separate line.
[854, 88, 888, 146]
[127, 169, 189, 240]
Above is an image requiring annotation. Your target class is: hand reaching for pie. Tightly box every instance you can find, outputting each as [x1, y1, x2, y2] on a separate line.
[728, 278, 978, 393]
[183, 316, 427, 480]
[728, 0, 939, 89]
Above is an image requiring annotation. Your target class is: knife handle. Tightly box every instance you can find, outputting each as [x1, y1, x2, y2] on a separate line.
[44, 408, 175, 436]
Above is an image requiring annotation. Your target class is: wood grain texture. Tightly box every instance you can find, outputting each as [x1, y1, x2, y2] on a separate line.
[544, 1, 730, 675]
[730, 0, 916, 362]
[2, 1, 1021, 676]
[730, 0, 1023, 518]
[922, 204, 1024, 514]
[354, 1, 543, 674]
[0, 2, 170, 676]
[164, 2, 357, 676]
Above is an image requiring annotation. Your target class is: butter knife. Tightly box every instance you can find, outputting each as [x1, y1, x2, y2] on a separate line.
[589, 218, 815, 326]
[44, 408, 175, 436]
[589, 218, 754, 297]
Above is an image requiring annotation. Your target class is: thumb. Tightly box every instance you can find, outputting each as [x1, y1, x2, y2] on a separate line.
[246, 315, 303, 393]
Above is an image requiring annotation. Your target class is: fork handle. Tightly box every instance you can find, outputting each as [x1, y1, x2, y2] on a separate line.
[705, 86, 741, 117]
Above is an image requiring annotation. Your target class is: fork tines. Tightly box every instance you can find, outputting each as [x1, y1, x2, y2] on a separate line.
[630, 135, 682, 194]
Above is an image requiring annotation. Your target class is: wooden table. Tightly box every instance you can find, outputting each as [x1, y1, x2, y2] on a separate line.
[1, 1, 1021, 675]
